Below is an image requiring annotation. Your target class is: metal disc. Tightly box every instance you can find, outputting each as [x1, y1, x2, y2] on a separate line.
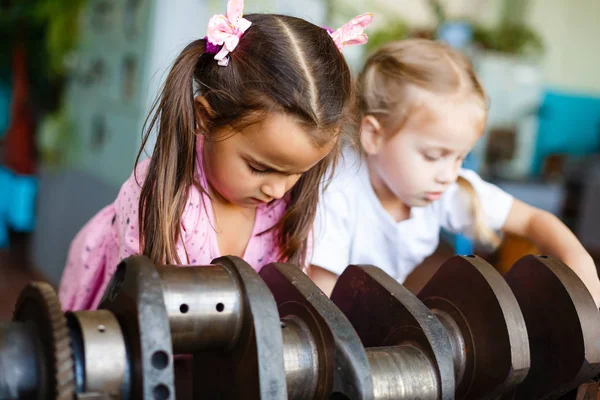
[98, 255, 175, 400]
[331, 264, 455, 400]
[418, 255, 530, 400]
[13, 282, 75, 400]
[69, 310, 129, 397]
[260, 262, 374, 399]
[192, 256, 287, 400]
[503, 255, 600, 399]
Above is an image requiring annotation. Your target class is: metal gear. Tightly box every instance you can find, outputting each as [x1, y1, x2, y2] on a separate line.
[13, 282, 75, 400]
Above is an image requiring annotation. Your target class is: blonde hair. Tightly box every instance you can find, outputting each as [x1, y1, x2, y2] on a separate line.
[358, 39, 500, 248]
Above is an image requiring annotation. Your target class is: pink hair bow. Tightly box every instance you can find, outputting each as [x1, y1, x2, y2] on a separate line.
[330, 13, 374, 51]
[206, 0, 252, 66]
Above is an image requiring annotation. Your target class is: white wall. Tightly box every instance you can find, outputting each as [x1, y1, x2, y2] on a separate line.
[528, 0, 600, 94]
[337, 0, 600, 95]
[334, 0, 500, 30]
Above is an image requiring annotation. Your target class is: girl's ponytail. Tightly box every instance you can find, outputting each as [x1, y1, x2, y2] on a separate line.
[136, 40, 206, 264]
[456, 176, 502, 249]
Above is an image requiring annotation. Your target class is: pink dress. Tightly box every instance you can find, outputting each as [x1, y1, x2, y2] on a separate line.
[59, 139, 288, 311]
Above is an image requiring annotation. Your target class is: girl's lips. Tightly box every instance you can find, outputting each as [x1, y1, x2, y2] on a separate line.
[425, 192, 442, 201]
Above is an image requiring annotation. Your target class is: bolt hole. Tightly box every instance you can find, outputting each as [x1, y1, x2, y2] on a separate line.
[216, 303, 224, 312]
[98, 325, 106, 333]
[151, 351, 169, 370]
[179, 304, 189, 314]
[540, 255, 548, 259]
[153, 384, 170, 400]
[466, 254, 476, 258]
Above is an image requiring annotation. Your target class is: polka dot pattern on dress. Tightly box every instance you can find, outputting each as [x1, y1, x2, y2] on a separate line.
[58, 143, 294, 312]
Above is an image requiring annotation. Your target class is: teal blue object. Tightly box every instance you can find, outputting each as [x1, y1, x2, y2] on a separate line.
[437, 21, 473, 50]
[0, 79, 11, 139]
[0, 168, 10, 247]
[454, 233, 474, 255]
[9, 173, 38, 232]
[0, 225, 7, 248]
[0, 166, 38, 248]
[532, 90, 600, 175]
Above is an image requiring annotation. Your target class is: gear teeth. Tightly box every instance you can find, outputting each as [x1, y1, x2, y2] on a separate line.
[14, 282, 75, 400]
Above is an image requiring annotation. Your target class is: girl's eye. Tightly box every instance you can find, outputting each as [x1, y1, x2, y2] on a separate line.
[248, 163, 269, 175]
[423, 154, 440, 162]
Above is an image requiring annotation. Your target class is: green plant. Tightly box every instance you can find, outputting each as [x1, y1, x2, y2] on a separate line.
[472, 23, 544, 57]
[427, 0, 544, 57]
[427, 0, 447, 26]
[365, 20, 410, 54]
[0, 0, 86, 78]
[0, 0, 86, 167]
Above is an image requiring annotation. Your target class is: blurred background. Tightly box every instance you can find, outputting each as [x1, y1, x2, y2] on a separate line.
[1, 0, 599, 315]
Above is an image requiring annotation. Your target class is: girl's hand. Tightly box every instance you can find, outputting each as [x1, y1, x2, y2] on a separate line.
[307, 265, 338, 297]
[567, 254, 600, 309]
[503, 200, 600, 309]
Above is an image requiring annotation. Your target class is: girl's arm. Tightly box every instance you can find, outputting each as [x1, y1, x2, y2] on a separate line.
[502, 199, 600, 307]
[307, 264, 338, 296]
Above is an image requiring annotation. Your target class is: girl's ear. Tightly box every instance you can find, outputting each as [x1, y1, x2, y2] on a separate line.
[194, 95, 216, 133]
[360, 115, 385, 155]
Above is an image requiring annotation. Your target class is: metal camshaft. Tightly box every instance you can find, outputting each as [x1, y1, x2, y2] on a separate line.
[0, 256, 359, 400]
[1, 254, 600, 399]
[331, 255, 600, 400]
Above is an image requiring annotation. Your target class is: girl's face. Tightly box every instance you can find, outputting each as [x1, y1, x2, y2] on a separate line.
[366, 97, 485, 208]
[204, 112, 335, 208]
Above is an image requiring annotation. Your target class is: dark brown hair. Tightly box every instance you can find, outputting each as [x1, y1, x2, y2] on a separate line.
[358, 39, 500, 248]
[136, 14, 357, 266]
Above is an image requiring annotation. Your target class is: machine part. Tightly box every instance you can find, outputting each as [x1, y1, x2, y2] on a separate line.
[431, 308, 467, 384]
[260, 262, 374, 399]
[192, 256, 287, 399]
[503, 255, 600, 399]
[366, 345, 439, 400]
[69, 310, 129, 398]
[418, 255, 530, 399]
[11, 282, 75, 400]
[331, 264, 455, 400]
[0, 321, 42, 399]
[280, 315, 320, 399]
[156, 264, 244, 353]
[98, 256, 175, 400]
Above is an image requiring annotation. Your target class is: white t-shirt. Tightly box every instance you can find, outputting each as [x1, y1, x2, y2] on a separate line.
[311, 151, 514, 282]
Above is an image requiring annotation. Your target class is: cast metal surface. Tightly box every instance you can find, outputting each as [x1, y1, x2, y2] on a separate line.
[280, 315, 320, 399]
[503, 255, 600, 399]
[70, 310, 128, 397]
[156, 264, 244, 353]
[260, 262, 374, 399]
[331, 264, 455, 400]
[98, 256, 175, 400]
[192, 256, 287, 400]
[0, 321, 41, 399]
[418, 255, 530, 399]
[11, 282, 75, 400]
[4, 253, 600, 400]
[366, 345, 439, 400]
[431, 308, 467, 384]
